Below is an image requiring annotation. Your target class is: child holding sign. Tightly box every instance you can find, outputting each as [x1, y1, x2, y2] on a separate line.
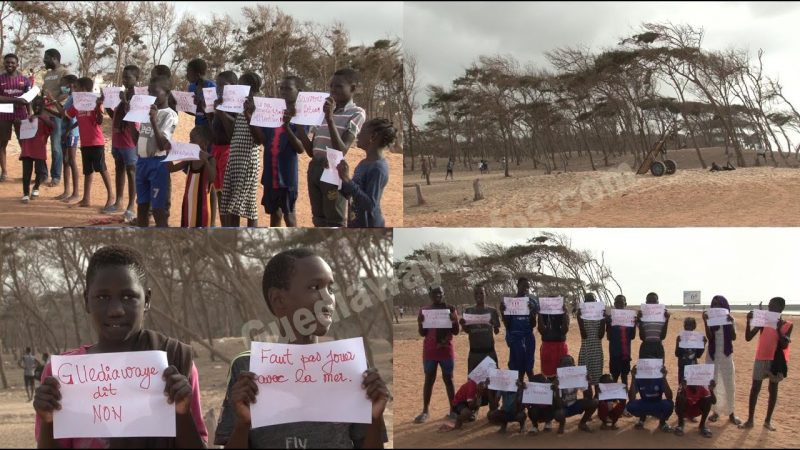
[486, 379, 526, 433]
[538, 295, 569, 378]
[675, 317, 706, 384]
[208, 71, 238, 226]
[414, 285, 460, 424]
[626, 364, 674, 432]
[105, 65, 141, 223]
[606, 295, 636, 385]
[524, 374, 557, 435]
[675, 378, 716, 438]
[741, 296, 793, 431]
[553, 355, 597, 433]
[702, 295, 742, 425]
[16, 96, 53, 203]
[185, 58, 215, 127]
[596, 374, 626, 430]
[33, 245, 208, 448]
[167, 126, 215, 227]
[54, 75, 80, 203]
[500, 278, 539, 382]
[337, 118, 393, 228]
[214, 248, 389, 448]
[637, 292, 670, 359]
[449, 379, 490, 430]
[577, 293, 605, 392]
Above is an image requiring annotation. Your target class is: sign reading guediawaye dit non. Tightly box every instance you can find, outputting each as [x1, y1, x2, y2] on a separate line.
[123, 95, 157, 123]
[684, 364, 715, 387]
[579, 302, 605, 321]
[706, 308, 730, 327]
[250, 97, 286, 128]
[488, 368, 519, 392]
[751, 310, 781, 329]
[163, 142, 201, 163]
[539, 297, 564, 315]
[598, 383, 627, 401]
[248, 337, 371, 428]
[611, 309, 636, 327]
[421, 309, 452, 329]
[523, 382, 553, 405]
[503, 297, 530, 316]
[171, 91, 196, 114]
[51, 350, 173, 439]
[468, 356, 497, 384]
[19, 118, 39, 140]
[102, 86, 124, 110]
[216, 84, 250, 113]
[202, 88, 217, 113]
[73, 92, 99, 112]
[556, 365, 588, 390]
[463, 313, 491, 326]
[640, 304, 666, 323]
[679, 331, 705, 349]
[683, 291, 701, 305]
[635, 359, 663, 379]
[291, 91, 328, 126]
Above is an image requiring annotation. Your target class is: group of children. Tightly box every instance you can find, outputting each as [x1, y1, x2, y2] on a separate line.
[0, 49, 393, 228]
[30, 244, 390, 448]
[415, 280, 793, 438]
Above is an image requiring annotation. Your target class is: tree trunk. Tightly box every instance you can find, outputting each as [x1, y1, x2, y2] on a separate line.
[473, 179, 484, 201]
[415, 184, 426, 205]
[0, 340, 8, 389]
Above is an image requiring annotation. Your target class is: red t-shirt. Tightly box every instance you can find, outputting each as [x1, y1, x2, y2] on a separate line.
[111, 102, 139, 149]
[684, 385, 711, 403]
[66, 105, 105, 147]
[420, 305, 458, 361]
[452, 379, 478, 406]
[20, 118, 53, 160]
[0, 72, 32, 121]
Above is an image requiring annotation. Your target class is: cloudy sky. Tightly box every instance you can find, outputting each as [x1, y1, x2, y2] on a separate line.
[394, 228, 800, 306]
[404, 1, 800, 126]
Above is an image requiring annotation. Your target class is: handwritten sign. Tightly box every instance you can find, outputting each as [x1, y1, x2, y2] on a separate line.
[706, 308, 730, 327]
[163, 142, 201, 163]
[19, 85, 40, 103]
[421, 309, 452, 329]
[488, 368, 519, 392]
[216, 84, 250, 113]
[291, 91, 328, 126]
[248, 337, 371, 428]
[751, 310, 780, 329]
[598, 383, 627, 401]
[468, 356, 497, 384]
[250, 97, 286, 128]
[51, 350, 173, 439]
[134, 86, 149, 96]
[73, 92, 99, 112]
[679, 331, 705, 349]
[579, 302, 605, 321]
[684, 364, 715, 387]
[503, 297, 530, 316]
[320, 147, 344, 188]
[123, 95, 157, 123]
[202, 88, 217, 113]
[556, 365, 588, 390]
[635, 358, 663, 379]
[611, 309, 636, 327]
[539, 297, 564, 315]
[640, 304, 666, 323]
[102, 86, 124, 110]
[463, 313, 491, 326]
[0, 103, 12, 113]
[19, 118, 39, 140]
[523, 382, 553, 405]
[171, 91, 196, 114]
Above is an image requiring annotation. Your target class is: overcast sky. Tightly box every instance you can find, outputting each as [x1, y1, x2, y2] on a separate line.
[405, 1, 800, 126]
[394, 228, 800, 306]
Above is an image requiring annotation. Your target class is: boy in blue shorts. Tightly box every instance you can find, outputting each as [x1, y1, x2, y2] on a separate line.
[553, 355, 597, 433]
[626, 363, 675, 432]
[500, 277, 539, 382]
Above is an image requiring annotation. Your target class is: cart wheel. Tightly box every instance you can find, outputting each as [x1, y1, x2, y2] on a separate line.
[665, 159, 677, 175]
[650, 161, 666, 177]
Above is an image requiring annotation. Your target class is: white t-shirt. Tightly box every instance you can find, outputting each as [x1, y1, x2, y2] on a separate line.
[137, 108, 178, 158]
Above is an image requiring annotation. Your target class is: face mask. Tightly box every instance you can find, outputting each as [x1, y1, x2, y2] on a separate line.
[61, 86, 70, 95]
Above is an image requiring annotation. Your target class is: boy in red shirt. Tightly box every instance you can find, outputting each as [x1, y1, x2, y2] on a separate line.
[16, 97, 53, 202]
[675, 379, 716, 438]
[449, 379, 489, 430]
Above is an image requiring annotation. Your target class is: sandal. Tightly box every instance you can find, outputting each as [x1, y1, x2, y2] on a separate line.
[634, 420, 645, 430]
[660, 423, 674, 433]
[701, 427, 712, 438]
[729, 415, 742, 426]
[708, 412, 719, 423]
[674, 425, 684, 436]
[414, 412, 429, 424]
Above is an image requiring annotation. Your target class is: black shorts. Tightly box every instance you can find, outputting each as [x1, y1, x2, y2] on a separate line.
[24, 375, 36, 383]
[453, 402, 471, 416]
[610, 357, 631, 379]
[262, 187, 298, 215]
[81, 145, 107, 175]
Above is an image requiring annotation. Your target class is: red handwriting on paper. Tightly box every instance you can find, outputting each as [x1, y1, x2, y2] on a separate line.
[295, 369, 317, 383]
[300, 352, 321, 371]
[55, 363, 159, 389]
[256, 374, 288, 384]
[92, 383, 118, 400]
[321, 350, 356, 383]
[92, 404, 123, 424]
[261, 347, 293, 365]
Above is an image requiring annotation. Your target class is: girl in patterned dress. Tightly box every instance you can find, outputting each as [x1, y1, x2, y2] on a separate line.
[578, 293, 606, 396]
[169, 126, 215, 227]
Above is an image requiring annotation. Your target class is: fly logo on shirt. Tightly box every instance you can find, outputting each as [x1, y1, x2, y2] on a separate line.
[285, 437, 308, 449]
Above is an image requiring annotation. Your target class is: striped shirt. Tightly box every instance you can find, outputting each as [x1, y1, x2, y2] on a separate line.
[642, 321, 663, 342]
[310, 99, 366, 159]
[0, 72, 32, 121]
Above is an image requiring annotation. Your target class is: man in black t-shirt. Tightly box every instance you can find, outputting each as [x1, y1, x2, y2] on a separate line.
[460, 284, 501, 374]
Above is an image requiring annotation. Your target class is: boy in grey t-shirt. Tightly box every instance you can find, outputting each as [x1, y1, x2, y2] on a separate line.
[19, 347, 40, 401]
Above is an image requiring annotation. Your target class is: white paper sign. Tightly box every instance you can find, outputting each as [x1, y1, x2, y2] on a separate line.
[171, 91, 196, 114]
[684, 364, 715, 386]
[468, 356, 497, 384]
[523, 382, 553, 405]
[488, 368, 519, 392]
[421, 309, 453, 329]
[706, 308, 730, 327]
[123, 95, 157, 123]
[102, 86, 124, 110]
[641, 304, 666, 323]
[248, 337, 371, 428]
[556, 365, 588, 390]
[503, 297, 530, 316]
[19, 85, 40, 103]
[134, 86, 149, 96]
[539, 297, 564, 315]
[73, 92, 99, 112]
[291, 91, 328, 126]
[320, 147, 344, 188]
[679, 331, 705, 349]
[202, 87, 217, 113]
[579, 302, 605, 321]
[752, 310, 780, 329]
[250, 97, 286, 128]
[19, 118, 39, 140]
[598, 383, 627, 401]
[216, 84, 250, 113]
[635, 359, 663, 379]
[51, 350, 173, 439]
[611, 309, 637, 327]
[463, 313, 491, 326]
[0, 103, 12, 113]
[163, 142, 201, 162]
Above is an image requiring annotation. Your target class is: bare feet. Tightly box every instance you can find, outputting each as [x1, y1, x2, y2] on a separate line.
[54, 192, 69, 200]
[78, 199, 90, 207]
[764, 422, 777, 431]
[729, 414, 742, 426]
[64, 194, 80, 203]
[738, 420, 754, 429]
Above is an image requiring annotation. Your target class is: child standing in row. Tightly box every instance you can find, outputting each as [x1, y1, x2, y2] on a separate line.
[169, 126, 215, 227]
[53, 75, 80, 203]
[17, 97, 53, 203]
[106, 64, 141, 223]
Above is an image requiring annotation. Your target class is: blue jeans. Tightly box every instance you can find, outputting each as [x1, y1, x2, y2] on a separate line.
[49, 117, 63, 181]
